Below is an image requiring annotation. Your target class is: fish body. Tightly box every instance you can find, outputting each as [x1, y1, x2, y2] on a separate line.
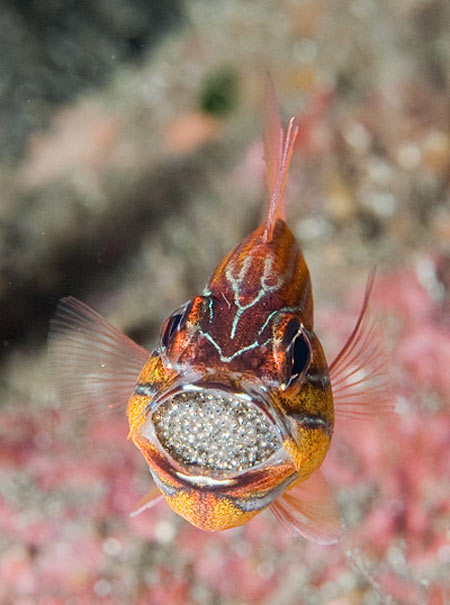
[127, 217, 333, 531]
[50, 79, 392, 542]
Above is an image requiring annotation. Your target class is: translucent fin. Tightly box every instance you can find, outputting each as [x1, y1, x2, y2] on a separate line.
[270, 470, 345, 544]
[129, 486, 163, 518]
[48, 297, 150, 415]
[263, 77, 299, 241]
[264, 74, 283, 205]
[329, 271, 394, 420]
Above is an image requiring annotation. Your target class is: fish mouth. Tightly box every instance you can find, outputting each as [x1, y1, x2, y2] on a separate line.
[141, 382, 288, 478]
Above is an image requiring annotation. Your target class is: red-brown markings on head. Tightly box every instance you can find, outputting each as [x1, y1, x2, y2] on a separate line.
[161, 219, 313, 387]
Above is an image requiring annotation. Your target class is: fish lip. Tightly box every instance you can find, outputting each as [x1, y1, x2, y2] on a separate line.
[141, 379, 292, 480]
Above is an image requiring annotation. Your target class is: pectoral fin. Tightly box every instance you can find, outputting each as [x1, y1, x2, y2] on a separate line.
[330, 271, 395, 421]
[48, 297, 150, 415]
[270, 470, 344, 544]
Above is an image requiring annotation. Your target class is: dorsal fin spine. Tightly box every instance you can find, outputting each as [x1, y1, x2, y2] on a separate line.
[263, 116, 299, 242]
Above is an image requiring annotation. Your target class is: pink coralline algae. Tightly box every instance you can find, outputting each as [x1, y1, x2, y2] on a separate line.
[1, 258, 449, 604]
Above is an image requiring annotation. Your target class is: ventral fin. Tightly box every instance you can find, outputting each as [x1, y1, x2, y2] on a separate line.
[48, 297, 150, 416]
[329, 271, 395, 421]
[270, 470, 344, 544]
[130, 486, 163, 518]
[263, 75, 299, 241]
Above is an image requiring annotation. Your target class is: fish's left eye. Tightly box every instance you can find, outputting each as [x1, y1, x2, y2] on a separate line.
[284, 319, 312, 386]
[161, 302, 191, 349]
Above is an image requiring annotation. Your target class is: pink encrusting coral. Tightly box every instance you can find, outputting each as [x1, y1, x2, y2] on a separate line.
[1, 259, 449, 604]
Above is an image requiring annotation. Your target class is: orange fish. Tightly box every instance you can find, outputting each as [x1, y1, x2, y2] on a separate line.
[49, 79, 392, 543]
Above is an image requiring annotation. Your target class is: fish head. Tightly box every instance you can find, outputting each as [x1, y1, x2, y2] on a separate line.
[126, 220, 334, 531]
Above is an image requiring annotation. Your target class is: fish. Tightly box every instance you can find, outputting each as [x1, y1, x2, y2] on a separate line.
[49, 78, 393, 543]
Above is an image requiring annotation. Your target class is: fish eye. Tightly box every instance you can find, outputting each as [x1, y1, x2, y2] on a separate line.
[161, 302, 191, 349]
[284, 320, 312, 386]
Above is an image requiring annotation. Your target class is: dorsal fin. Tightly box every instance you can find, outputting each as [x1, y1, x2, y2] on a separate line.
[263, 74, 283, 203]
[263, 75, 299, 241]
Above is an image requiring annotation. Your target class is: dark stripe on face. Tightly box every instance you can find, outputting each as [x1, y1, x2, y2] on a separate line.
[307, 369, 331, 390]
[151, 472, 179, 497]
[231, 472, 297, 512]
[288, 412, 333, 436]
[135, 383, 156, 397]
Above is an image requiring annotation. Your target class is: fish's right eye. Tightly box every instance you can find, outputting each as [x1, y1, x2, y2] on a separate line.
[161, 302, 191, 349]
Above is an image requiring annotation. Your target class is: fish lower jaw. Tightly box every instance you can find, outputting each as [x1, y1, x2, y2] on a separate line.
[143, 385, 287, 479]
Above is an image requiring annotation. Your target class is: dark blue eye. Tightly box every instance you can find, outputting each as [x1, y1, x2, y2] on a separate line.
[161, 302, 191, 349]
[290, 332, 311, 380]
[161, 314, 183, 348]
[285, 320, 311, 385]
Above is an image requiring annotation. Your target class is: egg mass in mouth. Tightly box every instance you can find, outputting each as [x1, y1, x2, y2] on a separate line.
[152, 389, 281, 474]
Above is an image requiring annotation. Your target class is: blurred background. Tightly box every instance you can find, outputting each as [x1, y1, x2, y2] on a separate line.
[1, 1, 449, 603]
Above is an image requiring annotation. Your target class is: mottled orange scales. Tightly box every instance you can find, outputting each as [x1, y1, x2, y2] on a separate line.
[49, 78, 393, 540]
[282, 426, 331, 482]
[127, 354, 177, 435]
[166, 491, 258, 532]
[126, 394, 149, 437]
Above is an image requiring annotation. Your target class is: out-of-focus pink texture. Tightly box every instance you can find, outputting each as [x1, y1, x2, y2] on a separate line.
[1, 259, 449, 604]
